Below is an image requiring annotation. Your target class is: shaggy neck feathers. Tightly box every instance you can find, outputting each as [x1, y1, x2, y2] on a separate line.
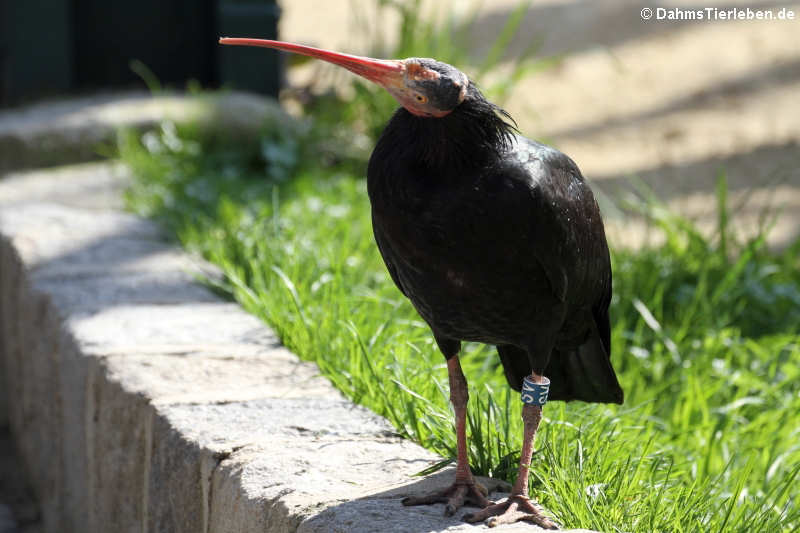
[378, 84, 516, 172]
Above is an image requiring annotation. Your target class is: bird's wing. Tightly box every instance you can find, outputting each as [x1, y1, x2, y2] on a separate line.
[497, 136, 612, 307]
[371, 211, 408, 297]
[592, 266, 613, 357]
[500, 138, 619, 401]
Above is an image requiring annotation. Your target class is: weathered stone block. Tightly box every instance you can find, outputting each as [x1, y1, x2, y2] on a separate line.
[13, 286, 63, 530]
[147, 412, 219, 533]
[0, 92, 292, 172]
[85, 358, 150, 533]
[55, 330, 90, 533]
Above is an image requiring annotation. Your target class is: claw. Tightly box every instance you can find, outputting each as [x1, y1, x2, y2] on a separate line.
[463, 495, 558, 529]
[443, 486, 460, 515]
[402, 480, 492, 516]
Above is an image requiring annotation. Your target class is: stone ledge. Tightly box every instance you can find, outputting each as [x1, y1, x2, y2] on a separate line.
[0, 162, 598, 532]
[0, 91, 290, 173]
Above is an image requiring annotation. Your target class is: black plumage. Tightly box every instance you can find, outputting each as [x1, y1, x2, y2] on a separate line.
[219, 38, 623, 526]
[368, 82, 623, 405]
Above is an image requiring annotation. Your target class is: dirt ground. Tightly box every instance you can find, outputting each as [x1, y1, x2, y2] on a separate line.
[279, 0, 800, 249]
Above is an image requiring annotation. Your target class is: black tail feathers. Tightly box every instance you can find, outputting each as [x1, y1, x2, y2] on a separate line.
[496, 320, 623, 404]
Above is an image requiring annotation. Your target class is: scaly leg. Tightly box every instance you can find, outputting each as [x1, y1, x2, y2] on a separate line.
[402, 355, 493, 516]
[463, 372, 557, 528]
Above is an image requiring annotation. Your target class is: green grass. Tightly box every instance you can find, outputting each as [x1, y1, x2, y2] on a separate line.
[118, 2, 799, 529]
[119, 114, 800, 532]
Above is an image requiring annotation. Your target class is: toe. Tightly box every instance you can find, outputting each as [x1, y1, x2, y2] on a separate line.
[473, 480, 489, 497]
[444, 484, 469, 516]
[486, 508, 524, 528]
[462, 500, 506, 523]
[464, 484, 492, 508]
[462, 495, 558, 529]
[402, 492, 445, 507]
[521, 513, 559, 530]
[516, 497, 559, 529]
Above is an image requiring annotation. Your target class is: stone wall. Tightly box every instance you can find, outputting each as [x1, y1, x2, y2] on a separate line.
[0, 94, 595, 533]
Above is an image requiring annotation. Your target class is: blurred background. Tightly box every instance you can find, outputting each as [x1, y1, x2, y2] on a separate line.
[2, 0, 797, 246]
[277, 0, 800, 248]
[0, 0, 281, 103]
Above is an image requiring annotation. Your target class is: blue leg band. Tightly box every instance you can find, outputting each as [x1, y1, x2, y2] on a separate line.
[521, 376, 550, 406]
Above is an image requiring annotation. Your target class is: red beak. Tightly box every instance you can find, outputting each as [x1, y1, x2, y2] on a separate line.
[219, 38, 405, 88]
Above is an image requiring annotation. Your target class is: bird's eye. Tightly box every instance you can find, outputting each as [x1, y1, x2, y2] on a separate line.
[415, 93, 427, 104]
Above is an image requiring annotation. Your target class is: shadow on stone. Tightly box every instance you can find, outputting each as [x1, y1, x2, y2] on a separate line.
[296, 468, 581, 533]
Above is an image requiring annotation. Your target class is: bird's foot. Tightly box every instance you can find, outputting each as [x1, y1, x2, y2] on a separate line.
[463, 494, 558, 529]
[402, 479, 493, 517]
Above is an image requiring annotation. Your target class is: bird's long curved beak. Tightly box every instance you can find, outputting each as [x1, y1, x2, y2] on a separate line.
[219, 38, 405, 89]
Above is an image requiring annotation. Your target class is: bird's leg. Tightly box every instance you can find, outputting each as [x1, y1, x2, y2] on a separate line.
[402, 355, 493, 516]
[463, 372, 558, 529]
